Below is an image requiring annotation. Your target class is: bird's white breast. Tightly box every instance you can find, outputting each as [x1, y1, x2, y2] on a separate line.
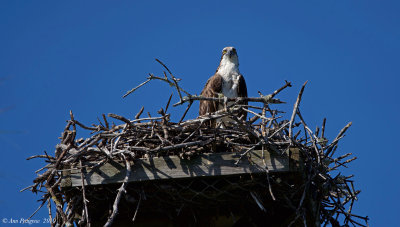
[218, 61, 240, 98]
[215, 54, 241, 126]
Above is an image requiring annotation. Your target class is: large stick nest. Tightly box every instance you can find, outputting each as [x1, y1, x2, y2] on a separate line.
[25, 60, 369, 227]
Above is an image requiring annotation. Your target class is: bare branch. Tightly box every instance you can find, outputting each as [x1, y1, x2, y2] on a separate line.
[289, 81, 308, 142]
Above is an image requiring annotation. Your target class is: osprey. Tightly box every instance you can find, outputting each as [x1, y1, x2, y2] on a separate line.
[199, 47, 248, 125]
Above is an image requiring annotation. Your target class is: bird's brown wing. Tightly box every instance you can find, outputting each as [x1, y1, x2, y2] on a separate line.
[199, 73, 223, 116]
[237, 74, 248, 120]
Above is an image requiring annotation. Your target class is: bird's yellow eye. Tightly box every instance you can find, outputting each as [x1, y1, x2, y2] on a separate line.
[222, 49, 227, 54]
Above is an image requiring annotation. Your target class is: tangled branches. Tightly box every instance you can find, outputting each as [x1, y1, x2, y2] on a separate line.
[25, 60, 368, 226]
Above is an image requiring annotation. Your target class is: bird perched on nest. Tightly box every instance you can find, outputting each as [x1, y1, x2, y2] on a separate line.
[199, 47, 248, 126]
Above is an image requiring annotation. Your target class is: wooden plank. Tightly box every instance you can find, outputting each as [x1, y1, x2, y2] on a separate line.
[61, 149, 299, 187]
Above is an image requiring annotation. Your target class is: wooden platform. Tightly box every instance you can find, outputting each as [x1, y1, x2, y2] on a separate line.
[60, 148, 301, 188]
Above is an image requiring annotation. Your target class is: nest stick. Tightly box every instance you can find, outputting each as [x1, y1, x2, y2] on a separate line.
[321, 118, 326, 138]
[179, 101, 193, 123]
[289, 81, 308, 143]
[80, 160, 90, 226]
[104, 155, 131, 227]
[47, 198, 55, 227]
[123, 78, 151, 98]
[270, 80, 292, 98]
[326, 122, 352, 157]
[132, 193, 142, 224]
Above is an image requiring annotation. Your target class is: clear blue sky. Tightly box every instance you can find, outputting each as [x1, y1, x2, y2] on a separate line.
[1, 1, 399, 226]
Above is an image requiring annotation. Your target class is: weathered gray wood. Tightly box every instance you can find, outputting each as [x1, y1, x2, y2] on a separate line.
[61, 149, 300, 187]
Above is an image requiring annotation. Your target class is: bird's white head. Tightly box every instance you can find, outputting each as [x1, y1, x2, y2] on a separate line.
[220, 46, 239, 65]
[217, 46, 240, 76]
